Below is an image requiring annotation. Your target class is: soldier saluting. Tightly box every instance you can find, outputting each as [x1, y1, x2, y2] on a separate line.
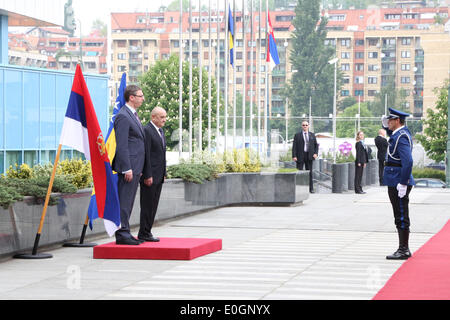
[381, 108, 415, 260]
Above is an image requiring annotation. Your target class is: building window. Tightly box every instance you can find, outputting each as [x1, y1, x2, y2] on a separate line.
[368, 64, 378, 71]
[401, 76, 410, 83]
[355, 90, 364, 96]
[368, 90, 377, 96]
[341, 90, 350, 96]
[401, 37, 412, 45]
[117, 53, 126, 60]
[355, 39, 364, 46]
[341, 39, 351, 47]
[368, 52, 378, 58]
[354, 76, 364, 84]
[355, 63, 364, 71]
[355, 52, 364, 59]
[341, 63, 350, 71]
[341, 52, 350, 59]
[401, 51, 411, 58]
[401, 64, 410, 71]
[368, 76, 377, 84]
[343, 77, 350, 84]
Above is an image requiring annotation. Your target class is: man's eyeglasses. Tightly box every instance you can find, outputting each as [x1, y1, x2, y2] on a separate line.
[302, 124, 308, 127]
[133, 94, 144, 98]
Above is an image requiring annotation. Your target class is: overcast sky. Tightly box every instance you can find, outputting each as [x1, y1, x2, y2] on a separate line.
[72, 0, 165, 34]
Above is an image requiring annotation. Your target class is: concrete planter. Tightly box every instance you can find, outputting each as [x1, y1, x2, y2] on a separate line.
[0, 171, 310, 258]
[332, 163, 349, 193]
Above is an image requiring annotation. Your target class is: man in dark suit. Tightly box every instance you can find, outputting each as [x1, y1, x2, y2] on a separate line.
[138, 107, 167, 242]
[112, 85, 146, 245]
[292, 121, 319, 193]
[375, 128, 388, 186]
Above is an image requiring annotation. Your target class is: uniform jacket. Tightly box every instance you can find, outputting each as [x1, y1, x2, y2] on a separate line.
[112, 106, 146, 175]
[383, 126, 415, 187]
[292, 131, 319, 162]
[142, 123, 166, 185]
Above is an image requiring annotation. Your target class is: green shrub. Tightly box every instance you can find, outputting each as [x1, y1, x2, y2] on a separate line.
[0, 184, 23, 209]
[167, 163, 219, 184]
[336, 153, 355, 164]
[412, 167, 445, 182]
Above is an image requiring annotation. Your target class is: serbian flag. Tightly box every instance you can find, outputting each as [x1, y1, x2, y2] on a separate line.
[87, 72, 126, 234]
[266, 12, 280, 71]
[228, 4, 234, 67]
[59, 65, 121, 237]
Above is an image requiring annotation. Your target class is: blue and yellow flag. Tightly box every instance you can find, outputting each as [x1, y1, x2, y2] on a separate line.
[228, 4, 234, 67]
[87, 72, 126, 234]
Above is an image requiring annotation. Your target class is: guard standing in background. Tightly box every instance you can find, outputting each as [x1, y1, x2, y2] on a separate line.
[381, 108, 415, 260]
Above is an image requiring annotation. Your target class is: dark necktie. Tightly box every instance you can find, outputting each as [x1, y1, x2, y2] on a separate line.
[134, 112, 142, 128]
[158, 128, 166, 148]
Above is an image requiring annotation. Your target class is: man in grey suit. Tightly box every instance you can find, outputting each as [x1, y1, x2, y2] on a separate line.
[138, 107, 167, 242]
[112, 85, 146, 245]
[292, 121, 319, 193]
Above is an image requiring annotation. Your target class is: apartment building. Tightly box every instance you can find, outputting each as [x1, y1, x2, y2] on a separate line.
[8, 27, 108, 74]
[111, 5, 450, 118]
[324, 7, 450, 117]
[111, 10, 293, 115]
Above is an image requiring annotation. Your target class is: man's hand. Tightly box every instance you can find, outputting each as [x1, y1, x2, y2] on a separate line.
[124, 170, 133, 182]
[293, 157, 297, 162]
[313, 154, 318, 159]
[144, 177, 153, 187]
[397, 183, 407, 198]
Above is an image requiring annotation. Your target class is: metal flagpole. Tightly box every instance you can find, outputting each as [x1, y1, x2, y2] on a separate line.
[257, 0, 261, 156]
[189, 0, 193, 158]
[232, 0, 236, 150]
[224, 0, 229, 152]
[179, 0, 183, 158]
[242, 0, 246, 149]
[199, 0, 203, 151]
[249, 0, 254, 151]
[264, 0, 268, 160]
[208, 0, 212, 151]
[216, 0, 221, 153]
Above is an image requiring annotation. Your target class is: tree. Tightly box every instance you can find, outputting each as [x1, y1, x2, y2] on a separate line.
[336, 102, 380, 138]
[285, 0, 342, 135]
[91, 19, 107, 37]
[138, 55, 220, 151]
[416, 80, 449, 162]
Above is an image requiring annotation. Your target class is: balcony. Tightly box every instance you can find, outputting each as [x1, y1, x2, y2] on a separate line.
[271, 69, 286, 77]
[415, 56, 424, 63]
[128, 46, 142, 52]
[381, 57, 396, 63]
[129, 59, 142, 66]
[271, 95, 284, 101]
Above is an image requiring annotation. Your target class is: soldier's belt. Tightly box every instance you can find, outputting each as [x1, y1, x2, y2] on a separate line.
[384, 162, 402, 167]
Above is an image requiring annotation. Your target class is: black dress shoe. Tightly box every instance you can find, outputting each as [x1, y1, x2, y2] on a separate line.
[386, 247, 411, 260]
[138, 236, 160, 242]
[116, 238, 141, 245]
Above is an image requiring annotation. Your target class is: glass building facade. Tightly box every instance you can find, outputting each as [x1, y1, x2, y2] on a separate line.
[0, 64, 109, 174]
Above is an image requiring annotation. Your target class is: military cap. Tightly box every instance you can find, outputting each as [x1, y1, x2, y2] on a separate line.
[386, 107, 410, 120]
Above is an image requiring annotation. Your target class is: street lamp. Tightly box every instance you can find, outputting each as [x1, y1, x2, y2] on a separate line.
[328, 57, 338, 163]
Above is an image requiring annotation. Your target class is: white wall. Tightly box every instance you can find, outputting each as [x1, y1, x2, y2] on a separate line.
[0, 0, 65, 26]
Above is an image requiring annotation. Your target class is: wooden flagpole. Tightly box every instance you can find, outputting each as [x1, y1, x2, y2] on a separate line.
[13, 144, 63, 259]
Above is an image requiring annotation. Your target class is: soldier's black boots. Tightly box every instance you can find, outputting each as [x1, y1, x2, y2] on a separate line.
[386, 229, 411, 260]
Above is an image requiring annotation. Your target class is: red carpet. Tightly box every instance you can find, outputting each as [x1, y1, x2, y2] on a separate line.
[373, 220, 450, 300]
[93, 237, 222, 260]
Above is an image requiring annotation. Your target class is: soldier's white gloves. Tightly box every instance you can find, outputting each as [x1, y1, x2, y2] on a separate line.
[397, 183, 407, 198]
[381, 115, 389, 128]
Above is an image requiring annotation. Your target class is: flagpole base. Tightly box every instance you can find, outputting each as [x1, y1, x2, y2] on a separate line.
[63, 242, 97, 248]
[13, 252, 53, 259]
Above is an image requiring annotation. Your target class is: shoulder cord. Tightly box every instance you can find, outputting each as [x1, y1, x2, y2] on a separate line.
[388, 131, 412, 161]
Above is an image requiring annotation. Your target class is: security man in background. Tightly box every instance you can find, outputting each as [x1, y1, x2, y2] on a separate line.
[381, 108, 415, 260]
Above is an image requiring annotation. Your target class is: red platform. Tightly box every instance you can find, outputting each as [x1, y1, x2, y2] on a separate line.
[93, 237, 222, 260]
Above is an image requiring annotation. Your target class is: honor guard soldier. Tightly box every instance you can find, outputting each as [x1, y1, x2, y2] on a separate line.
[381, 108, 415, 260]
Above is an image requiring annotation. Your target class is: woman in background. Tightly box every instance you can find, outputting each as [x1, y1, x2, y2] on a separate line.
[355, 130, 369, 194]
